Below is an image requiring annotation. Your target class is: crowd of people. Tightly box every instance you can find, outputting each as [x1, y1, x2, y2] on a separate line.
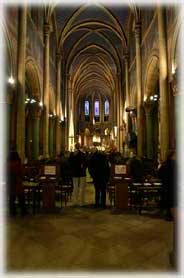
[7, 144, 177, 220]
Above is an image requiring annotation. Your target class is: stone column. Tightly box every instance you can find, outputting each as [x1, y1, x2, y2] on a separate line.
[118, 71, 123, 152]
[124, 53, 130, 109]
[30, 103, 42, 160]
[157, 6, 169, 161]
[116, 73, 121, 151]
[55, 53, 62, 156]
[16, 6, 27, 161]
[67, 74, 72, 150]
[100, 97, 103, 123]
[135, 22, 144, 157]
[49, 116, 54, 158]
[144, 101, 156, 159]
[43, 22, 50, 158]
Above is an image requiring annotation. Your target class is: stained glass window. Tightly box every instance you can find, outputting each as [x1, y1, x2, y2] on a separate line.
[84, 100, 89, 116]
[104, 100, 109, 115]
[94, 100, 100, 116]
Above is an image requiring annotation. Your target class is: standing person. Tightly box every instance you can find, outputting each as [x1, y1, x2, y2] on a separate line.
[89, 150, 110, 208]
[7, 150, 26, 216]
[157, 150, 177, 267]
[69, 143, 87, 206]
[157, 150, 176, 221]
[127, 152, 144, 182]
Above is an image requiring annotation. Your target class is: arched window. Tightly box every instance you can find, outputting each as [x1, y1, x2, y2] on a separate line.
[94, 100, 99, 116]
[84, 100, 90, 121]
[84, 100, 89, 116]
[104, 99, 109, 121]
[94, 100, 100, 122]
[104, 100, 109, 115]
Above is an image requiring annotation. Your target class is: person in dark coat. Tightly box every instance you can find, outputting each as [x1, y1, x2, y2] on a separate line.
[60, 151, 71, 184]
[69, 143, 87, 206]
[89, 150, 110, 208]
[157, 150, 177, 220]
[127, 152, 143, 182]
[7, 151, 26, 216]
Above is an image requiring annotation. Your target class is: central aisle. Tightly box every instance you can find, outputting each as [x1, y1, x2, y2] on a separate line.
[6, 184, 173, 272]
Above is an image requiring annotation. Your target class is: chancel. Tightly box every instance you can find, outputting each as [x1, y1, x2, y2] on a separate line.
[4, 2, 180, 273]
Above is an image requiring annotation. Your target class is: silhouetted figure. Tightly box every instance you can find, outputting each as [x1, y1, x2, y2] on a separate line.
[69, 143, 87, 206]
[158, 151, 176, 220]
[60, 151, 71, 185]
[7, 151, 26, 216]
[127, 152, 143, 182]
[89, 151, 110, 208]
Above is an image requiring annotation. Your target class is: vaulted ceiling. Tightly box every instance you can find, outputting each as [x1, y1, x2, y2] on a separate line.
[53, 3, 133, 100]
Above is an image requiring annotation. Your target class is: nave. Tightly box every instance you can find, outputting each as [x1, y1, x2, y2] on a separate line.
[3, 2, 180, 274]
[7, 184, 173, 272]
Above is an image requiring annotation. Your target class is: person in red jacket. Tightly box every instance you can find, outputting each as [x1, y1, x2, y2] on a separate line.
[7, 150, 26, 216]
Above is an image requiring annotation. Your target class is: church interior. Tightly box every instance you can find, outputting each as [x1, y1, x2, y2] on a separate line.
[4, 2, 181, 273]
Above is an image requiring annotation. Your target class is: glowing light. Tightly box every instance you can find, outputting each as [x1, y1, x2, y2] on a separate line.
[8, 76, 15, 85]
[92, 135, 101, 143]
[39, 101, 43, 107]
[69, 109, 74, 151]
[114, 126, 118, 137]
[111, 131, 114, 141]
[150, 96, 154, 100]
[78, 135, 81, 144]
[172, 63, 176, 75]
[93, 117, 95, 125]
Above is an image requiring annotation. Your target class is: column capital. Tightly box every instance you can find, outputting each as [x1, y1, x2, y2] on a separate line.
[56, 52, 62, 62]
[123, 52, 129, 65]
[29, 102, 42, 119]
[44, 23, 51, 37]
[134, 22, 141, 38]
[116, 71, 121, 77]
[143, 100, 156, 115]
[66, 73, 71, 81]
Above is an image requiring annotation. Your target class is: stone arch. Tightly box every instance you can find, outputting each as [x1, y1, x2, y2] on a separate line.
[4, 28, 16, 78]
[4, 29, 16, 104]
[4, 28, 17, 148]
[25, 57, 42, 101]
[170, 21, 181, 80]
[144, 54, 159, 100]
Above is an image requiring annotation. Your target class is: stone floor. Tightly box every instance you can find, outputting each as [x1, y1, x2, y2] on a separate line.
[6, 183, 175, 273]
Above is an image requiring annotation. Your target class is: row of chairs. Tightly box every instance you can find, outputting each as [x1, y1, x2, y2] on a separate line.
[107, 180, 162, 214]
[23, 172, 73, 213]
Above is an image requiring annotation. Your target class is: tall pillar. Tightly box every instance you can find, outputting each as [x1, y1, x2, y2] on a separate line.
[116, 73, 121, 151]
[49, 117, 54, 158]
[67, 74, 72, 150]
[135, 22, 144, 157]
[144, 101, 156, 159]
[64, 74, 69, 150]
[43, 22, 50, 158]
[157, 6, 169, 161]
[118, 71, 123, 152]
[56, 53, 62, 156]
[16, 6, 27, 161]
[124, 53, 130, 109]
[100, 97, 103, 123]
[31, 103, 41, 160]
